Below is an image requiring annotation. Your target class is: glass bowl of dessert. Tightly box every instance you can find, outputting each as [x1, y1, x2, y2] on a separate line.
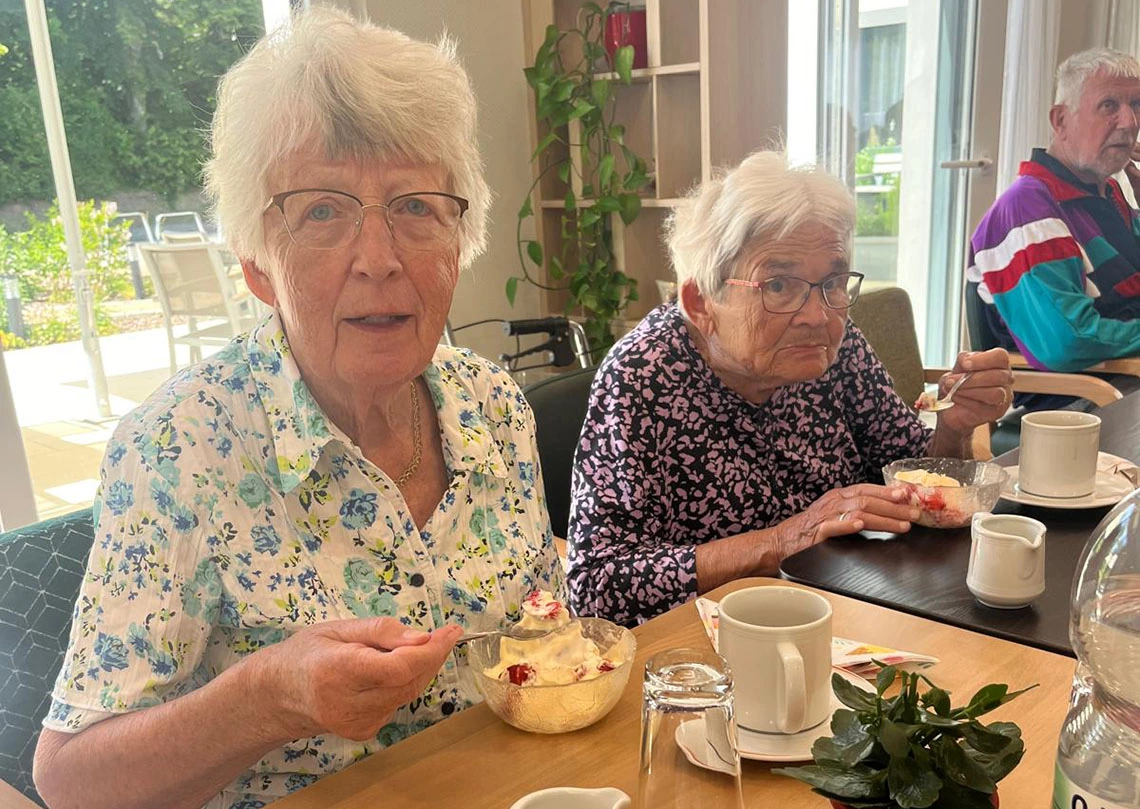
[467, 592, 636, 734]
[882, 457, 1009, 528]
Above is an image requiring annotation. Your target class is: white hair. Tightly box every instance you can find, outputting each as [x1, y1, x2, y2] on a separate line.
[1055, 47, 1140, 109]
[204, 7, 490, 269]
[665, 151, 855, 302]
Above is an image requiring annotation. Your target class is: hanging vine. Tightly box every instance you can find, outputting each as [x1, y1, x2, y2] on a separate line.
[507, 2, 652, 358]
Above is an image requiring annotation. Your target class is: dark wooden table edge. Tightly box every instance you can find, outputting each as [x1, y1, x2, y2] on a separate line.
[776, 569, 1075, 658]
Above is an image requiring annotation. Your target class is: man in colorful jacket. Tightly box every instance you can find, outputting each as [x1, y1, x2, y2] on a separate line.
[968, 48, 1140, 391]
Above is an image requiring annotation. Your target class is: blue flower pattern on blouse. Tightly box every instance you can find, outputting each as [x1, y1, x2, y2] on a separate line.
[45, 312, 563, 808]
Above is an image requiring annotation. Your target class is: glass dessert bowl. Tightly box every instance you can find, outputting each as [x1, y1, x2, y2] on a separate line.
[467, 617, 636, 734]
[883, 457, 1009, 528]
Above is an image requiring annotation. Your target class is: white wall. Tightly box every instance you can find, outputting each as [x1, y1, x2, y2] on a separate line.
[353, 0, 545, 362]
[786, 0, 819, 166]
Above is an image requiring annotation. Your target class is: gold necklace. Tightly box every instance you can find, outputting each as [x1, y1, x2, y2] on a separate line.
[393, 380, 422, 487]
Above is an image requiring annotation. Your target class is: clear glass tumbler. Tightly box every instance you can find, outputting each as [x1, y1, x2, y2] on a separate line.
[636, 647, 744, 809]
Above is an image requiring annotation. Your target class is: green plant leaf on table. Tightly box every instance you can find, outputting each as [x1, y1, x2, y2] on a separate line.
[772, 763, 890, 801]
[774, 668, 1033, 808]
[886, 757, 941, 809]
[955, 683, 1037, 720]
[931, 737, 995, 793]
[812, 709, 874, 767]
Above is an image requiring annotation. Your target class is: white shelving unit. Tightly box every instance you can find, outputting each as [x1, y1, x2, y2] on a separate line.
[521, 0, 787, 327]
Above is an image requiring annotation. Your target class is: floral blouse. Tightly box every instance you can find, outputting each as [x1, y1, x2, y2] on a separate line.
[567, 303, 932, 627]
[45, 312, 563, 808]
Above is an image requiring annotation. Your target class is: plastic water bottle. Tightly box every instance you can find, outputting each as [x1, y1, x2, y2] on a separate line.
[1053, 490, 1140, 808]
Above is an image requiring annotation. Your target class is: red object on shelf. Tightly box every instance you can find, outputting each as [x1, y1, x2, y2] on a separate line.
[604, 6, 647, 71]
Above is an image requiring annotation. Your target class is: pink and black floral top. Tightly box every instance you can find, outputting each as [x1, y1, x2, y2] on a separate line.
[567, 303, 932, 626]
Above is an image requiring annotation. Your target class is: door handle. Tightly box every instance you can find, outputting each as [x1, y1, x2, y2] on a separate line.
[940, 158, 993, 170]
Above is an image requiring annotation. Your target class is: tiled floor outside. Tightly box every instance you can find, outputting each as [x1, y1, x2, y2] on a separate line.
[7, 319, 223, 521]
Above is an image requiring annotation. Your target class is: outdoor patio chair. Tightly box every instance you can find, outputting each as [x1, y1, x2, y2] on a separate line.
[154, 211, 210, 242]
[111, 211, 156, 299]
[138, 242, 261, 373]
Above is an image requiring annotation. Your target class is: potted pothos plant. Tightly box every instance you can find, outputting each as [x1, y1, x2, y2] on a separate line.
[773, 665, 1036, 809]
[508, 1, 652, 360]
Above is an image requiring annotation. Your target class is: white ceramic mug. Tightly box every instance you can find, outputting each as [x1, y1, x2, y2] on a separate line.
[717, 586, 832, 734]
[1018, 411, 1101, 498]
[967, 513, 1046, 609]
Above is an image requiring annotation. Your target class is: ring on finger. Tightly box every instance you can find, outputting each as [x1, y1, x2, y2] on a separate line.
[839, 510, 853, 522]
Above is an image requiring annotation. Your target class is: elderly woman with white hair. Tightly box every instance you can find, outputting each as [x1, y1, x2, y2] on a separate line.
[34, 9, 561, 809]
[567, 151, 1013, 627]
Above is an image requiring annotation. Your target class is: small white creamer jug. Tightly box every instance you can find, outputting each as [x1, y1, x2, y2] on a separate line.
[967, 512, 1046, 609]
[509, 787, 632, 809]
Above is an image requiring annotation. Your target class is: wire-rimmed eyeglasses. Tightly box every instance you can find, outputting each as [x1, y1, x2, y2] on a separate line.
[265, 188, 469, 252]
[724, 271, 865, 314]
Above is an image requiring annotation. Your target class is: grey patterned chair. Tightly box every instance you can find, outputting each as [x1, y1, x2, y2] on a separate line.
[523, 366, 598, 540]
[0, 509, 95, 807]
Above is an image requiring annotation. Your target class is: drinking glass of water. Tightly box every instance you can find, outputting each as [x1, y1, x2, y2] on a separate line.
[636, 648, 744, 809]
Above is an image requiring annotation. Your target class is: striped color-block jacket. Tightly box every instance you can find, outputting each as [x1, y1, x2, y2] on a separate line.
[967, 148, 1140, 372]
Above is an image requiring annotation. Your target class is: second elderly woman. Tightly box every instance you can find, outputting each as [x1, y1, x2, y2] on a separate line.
[567, 151, 1013, 626]
[35, 10, 562, 809]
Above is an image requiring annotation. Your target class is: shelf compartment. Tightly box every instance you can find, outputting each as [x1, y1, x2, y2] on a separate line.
[596, 62, 700, 82]
[613, 207, 673, 321]
[655, 0, 700, 66]
[653, 73, 702, 199]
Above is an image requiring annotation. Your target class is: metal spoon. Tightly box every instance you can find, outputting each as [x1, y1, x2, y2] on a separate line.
[918, 372, 973, 413]
[456, 626, 559, 644]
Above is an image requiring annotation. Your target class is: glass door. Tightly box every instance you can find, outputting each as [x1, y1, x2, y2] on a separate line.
[0, 0, 265, 528]
[800, 0, 1006, 366]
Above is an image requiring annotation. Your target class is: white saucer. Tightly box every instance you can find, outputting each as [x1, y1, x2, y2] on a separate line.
[674, 669, 874, 766]
[1000, 452, 1135, 509]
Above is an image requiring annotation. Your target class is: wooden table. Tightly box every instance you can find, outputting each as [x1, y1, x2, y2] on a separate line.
[781, 390, 1140, 657]
[275, 578, 1073, 808]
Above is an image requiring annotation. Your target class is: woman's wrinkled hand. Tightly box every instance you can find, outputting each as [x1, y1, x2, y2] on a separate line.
[261, 618, 463, 742]
[774, 483, 920, 559]
[935, 348, 1014, 438]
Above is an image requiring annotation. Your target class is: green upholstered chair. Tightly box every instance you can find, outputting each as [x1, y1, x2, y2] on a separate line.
[0, 509, 95, 807]
[849, 286, 933, 408]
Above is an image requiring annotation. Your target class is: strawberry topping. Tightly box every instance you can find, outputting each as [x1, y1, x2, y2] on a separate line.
[506, 663, 535, 686]
[523, 590, 564, 619]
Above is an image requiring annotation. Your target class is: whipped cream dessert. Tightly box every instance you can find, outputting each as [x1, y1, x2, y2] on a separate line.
[914, 391, 939, 411]
[516, 589, 572, 631]
[891, 465, 974, 528]
[894, 468, 961, 488]
[484, 590, 623, 686]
